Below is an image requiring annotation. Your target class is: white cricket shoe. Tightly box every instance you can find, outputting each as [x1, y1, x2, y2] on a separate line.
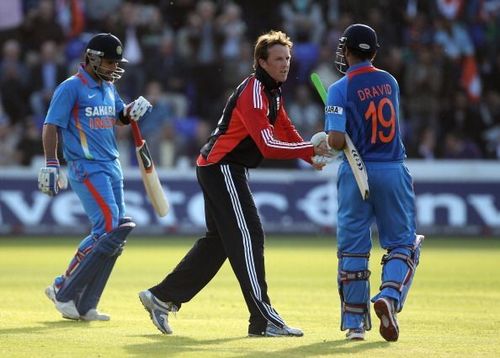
[139, 290, 177, 334]
[45, 284, 57, 303]
[55, 300, 80, 320]
[248, 322, 304, 337]
[346, 328, 366, 340]
[81, 308, 111, 321]
[45, 284, 80, 320]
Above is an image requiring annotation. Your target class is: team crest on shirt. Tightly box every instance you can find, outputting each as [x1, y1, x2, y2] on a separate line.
[325, 105, 343, 115]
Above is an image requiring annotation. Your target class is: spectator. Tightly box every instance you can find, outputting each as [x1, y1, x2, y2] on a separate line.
[0, 39, 30, 127]
[138, 80, 175, 168]
[0, 0, 498, 164]
[21, 0, 65, 55]
[0, 0, 23, 49]
[84, 0, 122, 32]
[55, 0, 85, 39]
[312, 44, 341, 92]
[408, 127, 437, 160]
[15, 119, 44, 166]
[160, 0, 197, 31]
[288, 28, 320, 86]
[287, 84, 323, 143]
[280, 0, 325, 44]
[434, 17, 474, 61]
[222, 40, 253, 89]
[480, 90, 500, 158]
[440, 90, 486, 153]
[217, 2, 246, 61]
[403, 13, 434, 54]
[0, 116, 19, 165]
[442, 131, 482, 159]
[0, 39, 28, 82]
[188, 0, 224, 122]
[29, 41, 67, 122]
[140, 5, 171, 63]
[404, 47, 442, 132]
[111, 1, 147, 100]
[145, 32, 185, 93]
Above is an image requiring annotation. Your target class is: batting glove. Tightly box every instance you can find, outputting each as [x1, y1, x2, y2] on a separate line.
[124, 96, 152, 122]
[310, 132, 341, 163]
[38, 159, 68, 196]
[312, 155, 334, 165]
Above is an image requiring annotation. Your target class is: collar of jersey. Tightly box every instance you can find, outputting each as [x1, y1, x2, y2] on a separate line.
[78, 64, 102, 88]
[346, 61, 373, 73]
[255, 66, 281, 90]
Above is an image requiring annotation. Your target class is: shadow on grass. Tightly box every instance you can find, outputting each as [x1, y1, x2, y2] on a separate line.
[0, 320, 98, 335]
[241, 339, 390, 357]
[124, 334, 389, 357]
[125, 335, 246, 356]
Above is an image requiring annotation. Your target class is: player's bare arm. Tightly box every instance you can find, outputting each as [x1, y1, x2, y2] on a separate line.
[42, 124, 59, 160]
[328, 130, 346, 150]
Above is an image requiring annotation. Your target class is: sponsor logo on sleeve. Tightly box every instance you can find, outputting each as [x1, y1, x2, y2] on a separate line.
[325, 105, 343, 115]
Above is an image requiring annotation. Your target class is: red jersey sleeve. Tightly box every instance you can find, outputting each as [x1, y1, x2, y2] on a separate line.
[236, 78, 314, 161]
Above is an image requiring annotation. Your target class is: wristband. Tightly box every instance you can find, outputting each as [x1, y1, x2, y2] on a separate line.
[46, 159, 60, 167]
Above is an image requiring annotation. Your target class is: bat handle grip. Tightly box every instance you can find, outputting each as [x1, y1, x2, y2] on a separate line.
[130, 121, 143, 147]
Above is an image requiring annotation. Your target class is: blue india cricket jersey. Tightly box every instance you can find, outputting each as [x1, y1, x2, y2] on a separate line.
[44, 65, 125, 161]
[324, 61, 405, 162]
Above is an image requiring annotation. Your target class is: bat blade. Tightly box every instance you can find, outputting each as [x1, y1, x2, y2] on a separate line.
[131, 121, 169, 216]
[135, 141, 169, 217]
[310, 72, 370, 200]
[344, 134, 370, 200]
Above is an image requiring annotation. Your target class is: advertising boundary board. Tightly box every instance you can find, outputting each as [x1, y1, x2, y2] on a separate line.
[1, 161, 499, 236]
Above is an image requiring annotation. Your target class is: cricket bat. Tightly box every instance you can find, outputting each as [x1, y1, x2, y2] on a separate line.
[130, 121, 169, 216]
[310, 72, 370, 200]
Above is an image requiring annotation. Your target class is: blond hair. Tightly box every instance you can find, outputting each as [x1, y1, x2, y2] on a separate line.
[253, 30, 293, 70]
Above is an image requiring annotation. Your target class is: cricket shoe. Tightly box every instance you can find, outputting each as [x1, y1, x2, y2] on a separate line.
[45, 284, 80, 320]
[248, 322, 304, 337]
[45, 284, 57, 303]
[139, 290, 177, 334]
[374, 297, 399, 342]
[346, 328, 365, 341]
[81, 308, 111, 321]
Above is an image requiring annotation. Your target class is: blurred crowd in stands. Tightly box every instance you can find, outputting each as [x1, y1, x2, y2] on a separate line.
[0, 0, 499, 169]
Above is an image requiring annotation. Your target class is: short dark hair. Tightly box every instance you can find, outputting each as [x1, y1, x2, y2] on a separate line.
[253, 30, 293, 70]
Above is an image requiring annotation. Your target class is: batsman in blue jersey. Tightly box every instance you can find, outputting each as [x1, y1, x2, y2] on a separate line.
[38, 33, 152, 321]
[323, 24, 424, 341]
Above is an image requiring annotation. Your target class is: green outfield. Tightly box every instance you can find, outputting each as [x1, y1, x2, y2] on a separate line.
[0, 236, 499, 357]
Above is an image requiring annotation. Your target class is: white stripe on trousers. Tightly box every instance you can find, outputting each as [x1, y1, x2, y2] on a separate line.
[220, 165, 284, 325]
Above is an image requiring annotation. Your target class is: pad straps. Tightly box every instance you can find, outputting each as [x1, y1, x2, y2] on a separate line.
[339, 270, 371, 281]
[338, 252, 370, 259]
[344, 302, 369, 315]
[380, 252, 415, 271]
[379, 251, 415, 292]
[338, 252, 371, 283]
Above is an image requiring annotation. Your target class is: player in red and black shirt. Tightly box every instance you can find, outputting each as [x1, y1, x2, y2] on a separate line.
[139, 30, 330, 337]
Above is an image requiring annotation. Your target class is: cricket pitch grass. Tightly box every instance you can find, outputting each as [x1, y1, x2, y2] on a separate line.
[0, 236, 499, 357]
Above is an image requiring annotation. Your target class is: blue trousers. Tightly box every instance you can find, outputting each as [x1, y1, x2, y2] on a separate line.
[68, 158, 125, 236]
[336, 160, 417, 330]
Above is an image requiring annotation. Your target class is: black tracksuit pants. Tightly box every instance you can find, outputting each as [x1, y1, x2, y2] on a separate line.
[149, 163, 285, 334]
